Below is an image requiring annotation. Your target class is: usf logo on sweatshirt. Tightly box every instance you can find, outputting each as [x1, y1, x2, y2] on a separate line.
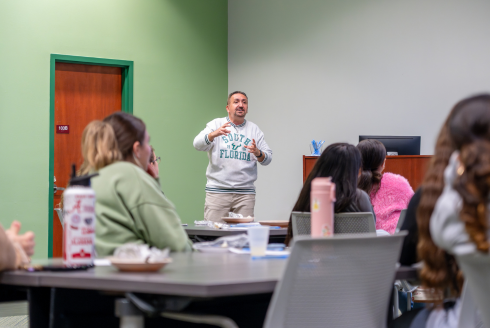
[220, 133, 252, 161]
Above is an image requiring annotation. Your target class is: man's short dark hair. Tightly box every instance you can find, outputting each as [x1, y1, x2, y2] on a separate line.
[227, 91, 248, 105]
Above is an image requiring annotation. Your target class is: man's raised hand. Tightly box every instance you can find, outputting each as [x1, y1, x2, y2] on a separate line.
[208, 122, 231, 142]
[244, 139, 261, 157]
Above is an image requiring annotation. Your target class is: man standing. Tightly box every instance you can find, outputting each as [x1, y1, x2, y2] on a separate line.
[193, 91, 272, 222]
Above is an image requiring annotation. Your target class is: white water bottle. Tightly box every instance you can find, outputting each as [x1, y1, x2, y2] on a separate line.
[63, 165, 98, 265]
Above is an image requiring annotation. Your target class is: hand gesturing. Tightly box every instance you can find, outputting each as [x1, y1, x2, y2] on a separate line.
[208, 122, 231, 142]
[244, 139, 261, 157]
[6, 221, 35, 257]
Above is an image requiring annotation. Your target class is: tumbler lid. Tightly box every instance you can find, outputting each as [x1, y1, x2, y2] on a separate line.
[69, 164, 98, 187]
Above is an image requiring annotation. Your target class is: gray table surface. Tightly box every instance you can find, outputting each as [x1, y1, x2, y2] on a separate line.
[185, 225, 288, 237]
[0, 253, 417, 298]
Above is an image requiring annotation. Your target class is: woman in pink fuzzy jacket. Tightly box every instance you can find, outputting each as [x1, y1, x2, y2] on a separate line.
[357, 140, 414, 234]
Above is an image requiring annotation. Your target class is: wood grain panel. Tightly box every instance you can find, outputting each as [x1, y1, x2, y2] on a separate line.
[303, 155, 432, 191]
[53, 63, 122, 257]
[383, 155, 431, 191]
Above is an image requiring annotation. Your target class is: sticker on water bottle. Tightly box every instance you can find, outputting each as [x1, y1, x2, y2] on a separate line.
[322, 224, 332, 237]
[312, 198, 320, 212]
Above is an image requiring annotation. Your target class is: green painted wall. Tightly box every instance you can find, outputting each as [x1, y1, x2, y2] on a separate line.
[0, 0, 228, 258]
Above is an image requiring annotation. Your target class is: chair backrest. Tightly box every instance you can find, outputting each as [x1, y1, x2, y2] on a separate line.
[264, 232, 407, 328]
[291, 212, 376, 237]
[395, 209, 407, 233]
[291, 212, 311, 236]
[457, 281, 485, 328]
[456, 253, 490, 328]
[334, 212, 376, 234]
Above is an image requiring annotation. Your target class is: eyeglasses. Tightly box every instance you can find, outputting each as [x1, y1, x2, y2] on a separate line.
[152, 156, 161, 164]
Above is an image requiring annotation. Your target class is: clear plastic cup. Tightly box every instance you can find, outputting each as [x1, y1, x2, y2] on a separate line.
[248, 226, 270, 256]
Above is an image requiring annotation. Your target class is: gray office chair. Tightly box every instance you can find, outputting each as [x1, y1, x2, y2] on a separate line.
[393, 209, 413, 317]
[334, 212, 376, 234]
[395, 209, 407, 233]
[456, 281, 485, 328]
[456, 253, 490, 328]
[291, 211, 311, 236]
[264, 232, 407, 328]
[291, 212, 376, 237]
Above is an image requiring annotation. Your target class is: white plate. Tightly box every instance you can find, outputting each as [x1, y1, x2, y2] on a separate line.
[107, 257, 172, 272]
[222, 217, 254, 223]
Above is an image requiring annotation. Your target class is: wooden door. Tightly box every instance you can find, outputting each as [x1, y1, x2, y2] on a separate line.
[53, 63, 122, 257]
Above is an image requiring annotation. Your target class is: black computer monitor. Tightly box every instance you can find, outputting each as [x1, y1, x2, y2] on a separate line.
[358, 136, 421, 155]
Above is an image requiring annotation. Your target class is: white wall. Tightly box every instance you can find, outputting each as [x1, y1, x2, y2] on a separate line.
[228, 0, 490, 221]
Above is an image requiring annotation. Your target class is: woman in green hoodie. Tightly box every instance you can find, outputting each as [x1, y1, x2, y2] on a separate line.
[83, 114, 192, 256]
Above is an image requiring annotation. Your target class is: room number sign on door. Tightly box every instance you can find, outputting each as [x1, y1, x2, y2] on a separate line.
[56, 125, 70, 134]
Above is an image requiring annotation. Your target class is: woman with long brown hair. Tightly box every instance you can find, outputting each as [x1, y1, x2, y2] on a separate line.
[431, 94, 490, 260]
[392, 95, 489, 327]
[422, 94, 490, 327]
[285, 143, 375, 245]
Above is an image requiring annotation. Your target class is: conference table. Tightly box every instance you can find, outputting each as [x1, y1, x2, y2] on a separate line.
[0, 252, 417, 327]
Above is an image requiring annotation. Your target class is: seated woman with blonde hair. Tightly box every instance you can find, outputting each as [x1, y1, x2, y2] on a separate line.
[81, 115, 192, 256]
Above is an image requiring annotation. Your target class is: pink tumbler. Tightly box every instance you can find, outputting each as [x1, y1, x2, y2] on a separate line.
[311, 177, 336, 237]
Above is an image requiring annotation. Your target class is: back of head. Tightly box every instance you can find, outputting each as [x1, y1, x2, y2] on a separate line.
[103, 112, 146, 160]
[284, 143, 362, 245]
[295, 143, 362, 213]
[357, 139, 386, 196]
[450, 94, 490, 254]
[80, 120, 121, 174]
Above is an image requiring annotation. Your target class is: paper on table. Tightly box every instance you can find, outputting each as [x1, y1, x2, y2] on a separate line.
[232, 223, 261, 227]
[229, 247, 290, 256]
[94, 259, 111, 266]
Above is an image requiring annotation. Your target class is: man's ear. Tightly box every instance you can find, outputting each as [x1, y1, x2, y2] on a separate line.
[132, 141, 141, 158]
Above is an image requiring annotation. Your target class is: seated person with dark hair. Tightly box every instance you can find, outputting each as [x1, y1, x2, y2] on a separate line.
[285, 143, 375, 245]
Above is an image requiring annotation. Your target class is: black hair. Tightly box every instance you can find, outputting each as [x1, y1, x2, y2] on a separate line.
[357, 139, 387, 196]
[285, 143, 362, 245]
[227, 91, 248, 105]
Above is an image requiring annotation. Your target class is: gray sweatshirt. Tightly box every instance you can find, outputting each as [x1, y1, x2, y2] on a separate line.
[193, 117, 272, 194]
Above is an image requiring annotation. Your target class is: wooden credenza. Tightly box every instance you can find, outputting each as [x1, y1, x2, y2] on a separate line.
[303, 155, 432, 191]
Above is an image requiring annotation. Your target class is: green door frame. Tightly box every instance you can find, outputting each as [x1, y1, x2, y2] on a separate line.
[48, 54, 134, 257]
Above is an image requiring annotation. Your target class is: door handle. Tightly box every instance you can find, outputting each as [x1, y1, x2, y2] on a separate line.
[54, 183, 65, 194]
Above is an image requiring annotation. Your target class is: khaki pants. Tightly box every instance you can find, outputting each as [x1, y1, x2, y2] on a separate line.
[204, 193, 255, 222]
